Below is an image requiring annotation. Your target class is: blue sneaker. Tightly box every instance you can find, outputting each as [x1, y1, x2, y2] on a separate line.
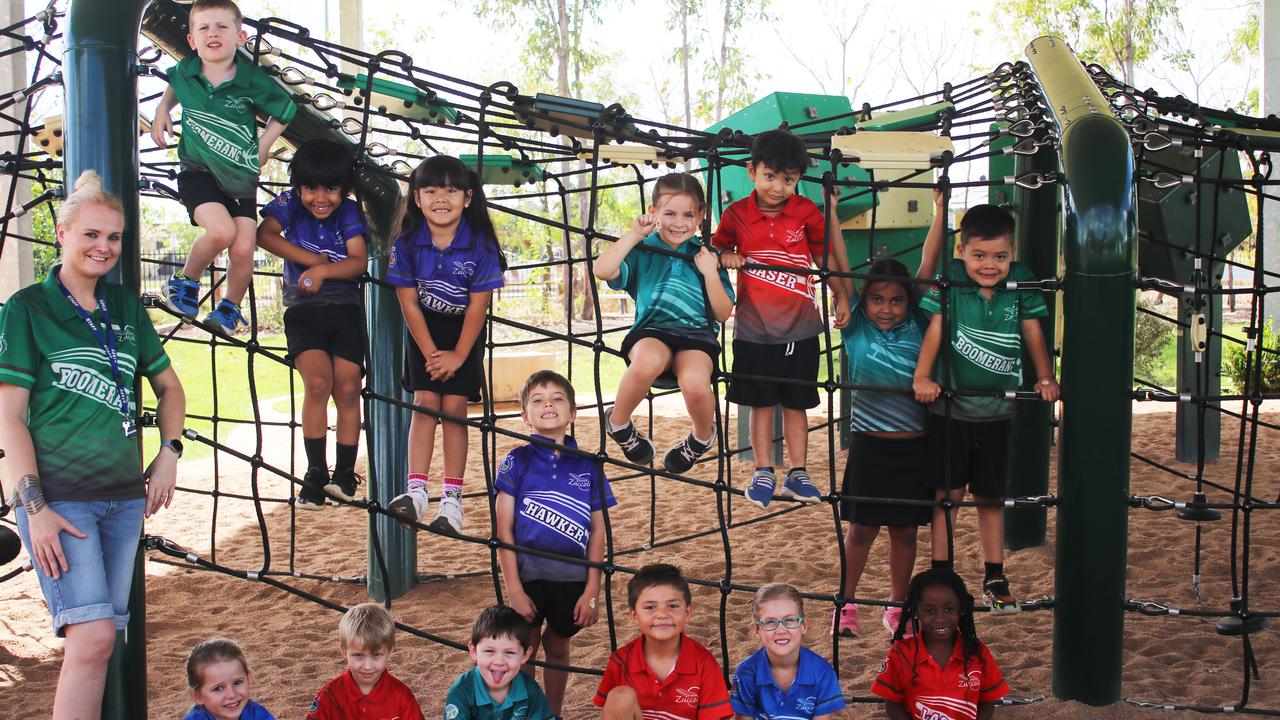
[164, 274, 199, 316]
[745, 468, 776, 509]
[780, 468, 822, 504]
[203, 299, 248, 335]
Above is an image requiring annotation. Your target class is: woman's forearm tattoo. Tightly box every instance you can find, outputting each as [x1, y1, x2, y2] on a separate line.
[17, 474, 45, 515]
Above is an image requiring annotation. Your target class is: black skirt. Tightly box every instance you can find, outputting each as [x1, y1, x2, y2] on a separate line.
[401, 309, 486, 398]
[840, 432, 932, 526]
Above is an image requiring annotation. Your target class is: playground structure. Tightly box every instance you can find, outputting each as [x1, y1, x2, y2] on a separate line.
[1, 0, 1279, 716]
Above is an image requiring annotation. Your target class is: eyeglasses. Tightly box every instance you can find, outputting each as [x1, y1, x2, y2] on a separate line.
[755, 615, 805, 631]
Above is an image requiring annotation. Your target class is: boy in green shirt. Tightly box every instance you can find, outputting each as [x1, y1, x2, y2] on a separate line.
[151, 0, 295, 334]
[444, 606, 553, 720]
[912, 203, 1059, 613]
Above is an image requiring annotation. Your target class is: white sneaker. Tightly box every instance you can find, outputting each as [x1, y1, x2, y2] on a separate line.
[429, 495, 463, 536]
[388, 487, 430, 524]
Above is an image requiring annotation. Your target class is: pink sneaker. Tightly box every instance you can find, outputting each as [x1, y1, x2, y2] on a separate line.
[833, 605, 859, 637]
[883, 606, 915, 638]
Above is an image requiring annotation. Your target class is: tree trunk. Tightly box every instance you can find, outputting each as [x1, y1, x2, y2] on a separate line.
[681, 1, 692, 127]
[1124, 0, 1135, 85]
[716, 0, 730, 122]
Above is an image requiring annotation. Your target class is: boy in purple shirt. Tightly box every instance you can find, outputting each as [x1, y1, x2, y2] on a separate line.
[257, 139, 368, 508]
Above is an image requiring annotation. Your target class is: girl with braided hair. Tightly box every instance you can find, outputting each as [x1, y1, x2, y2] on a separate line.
[872, 568, 1009, 720]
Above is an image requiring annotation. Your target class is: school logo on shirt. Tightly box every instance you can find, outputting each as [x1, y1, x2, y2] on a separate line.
[118, 323, 136, 346]
[512, 707, 528, 720]
[444, 703, 459, 719]
[785, 228, 806, 245]
[795, 696, 816, 713]
[958, 669, 982, 690]
[224, 95, 251, 113]
[0, 333, 7, 355]
[1003, 305, 1018, 322]
[566, 472, 592, 490]
[500, 455, 515, 475]
[309, 697, 320, 713]
[452, 260, 477, 278]
[673, 687, 700, 705]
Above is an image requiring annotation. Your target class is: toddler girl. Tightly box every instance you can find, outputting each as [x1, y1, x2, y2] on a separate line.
[387, 155, 506, 534]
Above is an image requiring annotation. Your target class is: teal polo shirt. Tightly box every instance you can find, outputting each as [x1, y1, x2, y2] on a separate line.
[0, 267, 170, 502]
[920, 259, 1047, 420]
[443, 668, 552, 720]
[167, 54, 297, 198]
[607, 232, 735, 343]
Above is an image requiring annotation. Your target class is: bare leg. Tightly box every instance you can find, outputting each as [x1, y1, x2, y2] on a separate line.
[601, 686, 644, 720]
[749, 405, 776, 467]
[182, 203, 237, 281]
[781, 406, 809, 468]
[673, 350, 715, 440]
[221, 216, 259, 305]
[331, 356, 364, 446]
[975, 496, 1005, 565]
[609, 339, 672, 427]
[441, 394, 470, 480]
[886, 525, 920, 601]
[294, 350, 333, 440]
[408, 390, 441, 474]
[539, 629, 573, 715]
[841, 523, 880, 600]
[52, 619, 116, 720]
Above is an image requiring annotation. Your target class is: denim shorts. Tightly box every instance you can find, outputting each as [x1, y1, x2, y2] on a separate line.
[15, 498, 145, 637]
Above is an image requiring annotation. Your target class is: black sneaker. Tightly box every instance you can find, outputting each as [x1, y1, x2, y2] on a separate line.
[983, 575, 1022, 614]
[663, 431, 715, 473]
[607, 421, 655, 464]
[298, 467, 328, 510]
[325, 468, 361, 502]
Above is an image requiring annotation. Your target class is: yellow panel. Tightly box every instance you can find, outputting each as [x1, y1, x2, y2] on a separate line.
[831, 131, 954, 169]
[576, 143, 684, 166]
[842, 167, 935, 230]
[33, 115, 62, 159]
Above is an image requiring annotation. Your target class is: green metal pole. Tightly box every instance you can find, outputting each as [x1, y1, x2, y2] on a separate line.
[64, 1, 151, 717]
[1005, 141, 1060, 550]
[361, 165, 416, 602]
[1026, 36, 1135, 705]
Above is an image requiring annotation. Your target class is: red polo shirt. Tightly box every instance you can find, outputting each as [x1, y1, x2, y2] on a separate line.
[711, 191, 828, 344]
[872, 635, 1008, 720]
[306, 669, 424, 720]
[594, 634, 733, 720]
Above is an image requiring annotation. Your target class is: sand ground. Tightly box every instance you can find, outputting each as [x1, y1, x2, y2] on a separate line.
[3, 398, 1280, 719]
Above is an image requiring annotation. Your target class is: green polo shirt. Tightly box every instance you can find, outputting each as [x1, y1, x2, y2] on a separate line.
[920, 259, 1047, 420]
[167, 54, 297, 198]
[443, 668, 552, 720]
[0, 267, 170, 502]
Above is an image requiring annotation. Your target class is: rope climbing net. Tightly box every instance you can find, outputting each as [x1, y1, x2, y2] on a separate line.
[2, 1, 1280, 713]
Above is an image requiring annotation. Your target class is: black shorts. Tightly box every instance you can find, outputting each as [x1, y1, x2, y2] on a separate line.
[840, 433, 931, 526]
[726, 336, 820, 410]
[401, 309, 485, 398]
[283, 303, 367, 371]
[524, 579, 588, 639]
[620, 327, 720, 388]
[177, 169, 256, 225]
[924, 413, 1011, 498]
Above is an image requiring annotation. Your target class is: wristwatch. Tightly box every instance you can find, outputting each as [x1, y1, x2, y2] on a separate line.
[1037, 378, 1054, 387]
[161, 438, 184, 458]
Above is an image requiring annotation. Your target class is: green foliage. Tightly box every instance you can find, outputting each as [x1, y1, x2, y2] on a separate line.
[1134, 297, 1173, 379]
[1225, 319, 1280, 393]
[999, 0, 1180, 82]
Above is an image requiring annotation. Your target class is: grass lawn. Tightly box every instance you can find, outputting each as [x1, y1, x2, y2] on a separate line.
[141, 333, 297, 461]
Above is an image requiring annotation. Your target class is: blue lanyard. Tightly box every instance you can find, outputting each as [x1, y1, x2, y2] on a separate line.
[56, 279, 133, 428]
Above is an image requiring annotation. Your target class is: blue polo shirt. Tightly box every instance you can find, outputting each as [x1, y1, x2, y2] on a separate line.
[184, 700, 275, 720]
[494, 435, 616, 582]
[443, 667, 552, 720]
[730, 647, 845, 720]
[386, 217, 505, 315]
[261, 190, 367, 307]
[842, 297, 929, 433]
[607, 233, 735, 344]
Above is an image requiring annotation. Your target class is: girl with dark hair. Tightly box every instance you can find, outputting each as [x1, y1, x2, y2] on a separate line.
[872, 569, 1008, 720]
[386, 156, 506, 535]
[836, 189, 946, 638]
[257, 138, 369, 508]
